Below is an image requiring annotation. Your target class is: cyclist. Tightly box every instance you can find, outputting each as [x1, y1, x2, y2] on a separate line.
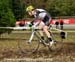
[26, 5, 54, 46]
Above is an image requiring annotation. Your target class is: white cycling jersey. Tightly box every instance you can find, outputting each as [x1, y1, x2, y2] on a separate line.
[32, 9, 51, 26]
[34, 9, 47, 19]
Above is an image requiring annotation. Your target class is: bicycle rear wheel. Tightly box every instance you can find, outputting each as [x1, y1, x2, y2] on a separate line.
[18, 39, 40, 54]
[48, 41, 63, 52]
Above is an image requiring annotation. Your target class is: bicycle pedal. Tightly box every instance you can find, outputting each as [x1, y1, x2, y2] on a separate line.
[45, 43, 50, 46]
[49, 40, 56, 46]
[43, 40, 50, 46]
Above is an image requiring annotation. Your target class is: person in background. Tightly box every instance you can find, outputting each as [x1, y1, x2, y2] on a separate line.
[60, 19, 64, 30]
[55, 20, 59, 29]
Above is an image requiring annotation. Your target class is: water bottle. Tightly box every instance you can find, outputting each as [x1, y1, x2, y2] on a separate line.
[26, 22, 32, 27]
[28, 24, 32, 27]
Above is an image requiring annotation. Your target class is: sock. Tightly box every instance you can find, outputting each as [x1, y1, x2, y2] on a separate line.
[48, 38, 52, 41]
[41, 36, 44, 40]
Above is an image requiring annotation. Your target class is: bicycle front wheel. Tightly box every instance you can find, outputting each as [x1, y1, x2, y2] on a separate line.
[18, 39, 40, 54]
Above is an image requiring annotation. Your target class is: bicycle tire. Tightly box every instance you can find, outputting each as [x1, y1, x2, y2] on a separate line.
[18, 39, 40, 54]
[48, 41, 63, 52]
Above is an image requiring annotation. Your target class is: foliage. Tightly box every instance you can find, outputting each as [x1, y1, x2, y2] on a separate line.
[11, 0, 25, 20]
[46, 0, 75, 16]
[0, 0, 75, 27]
[0, 0, 16, 27]
[0, 0, 16, 34]
[24, 0, 75, 17]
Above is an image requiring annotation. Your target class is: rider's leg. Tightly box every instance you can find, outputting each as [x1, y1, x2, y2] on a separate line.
[43, 25, 54, 46]
[38, 22, 44, 40]
[43, 26, 52, 41]
[38, 21, 53, 41]
[38, 21, 54, 46]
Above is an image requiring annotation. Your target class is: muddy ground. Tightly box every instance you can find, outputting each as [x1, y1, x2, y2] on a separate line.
[0, 32, 75, 62]
[0, 42, 75, 62]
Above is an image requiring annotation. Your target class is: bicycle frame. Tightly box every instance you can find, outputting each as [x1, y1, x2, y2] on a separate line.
[28, 26, 54, 44]
[28, 28, 45, 44]
[16, 25, 64, 53]
[28, 25, 66, 44]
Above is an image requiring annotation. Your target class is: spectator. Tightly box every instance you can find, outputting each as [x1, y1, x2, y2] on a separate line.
[55, 20, 59, 29]
[60, 19, 64, 30]
[19, 21, 25, 27]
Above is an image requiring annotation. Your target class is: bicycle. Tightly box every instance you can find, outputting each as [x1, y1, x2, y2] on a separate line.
[18, 25, 65, 54]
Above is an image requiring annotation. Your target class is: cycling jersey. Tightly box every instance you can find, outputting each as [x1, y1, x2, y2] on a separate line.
[33, 9, 51, 26]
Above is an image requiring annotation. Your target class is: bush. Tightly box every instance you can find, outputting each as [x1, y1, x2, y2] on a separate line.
[0, 0, 16, 34]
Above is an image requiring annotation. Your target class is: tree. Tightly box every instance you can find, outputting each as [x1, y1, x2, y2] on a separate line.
[47, 0, 75, 17]
[11, 0, 25, 20]
[0, 0, 16, 27]
[0, 0, 16, 34]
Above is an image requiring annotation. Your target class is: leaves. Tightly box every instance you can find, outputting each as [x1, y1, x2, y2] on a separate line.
[11, 0, 25, 20]
[0, 0, 16, 34]
[46, 0, 75, 16]
[0, 0, 16, 27]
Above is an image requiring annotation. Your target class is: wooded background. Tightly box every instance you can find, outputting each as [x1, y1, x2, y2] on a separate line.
[0, 0, 75, 27]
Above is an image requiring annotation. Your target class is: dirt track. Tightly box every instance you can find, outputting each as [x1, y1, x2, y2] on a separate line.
[0, 32, 75, 62]
[0, 42, 75, 62]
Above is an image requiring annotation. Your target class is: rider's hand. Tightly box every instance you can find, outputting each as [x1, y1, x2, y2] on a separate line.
[31, 20, 34, 25]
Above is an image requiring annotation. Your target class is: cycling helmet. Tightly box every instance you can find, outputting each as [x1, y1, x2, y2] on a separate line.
[26, 5, 34, 12]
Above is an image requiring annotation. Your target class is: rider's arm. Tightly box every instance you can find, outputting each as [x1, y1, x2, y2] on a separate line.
[32, 19, 41, 28]
[33, 21, 39, 26]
